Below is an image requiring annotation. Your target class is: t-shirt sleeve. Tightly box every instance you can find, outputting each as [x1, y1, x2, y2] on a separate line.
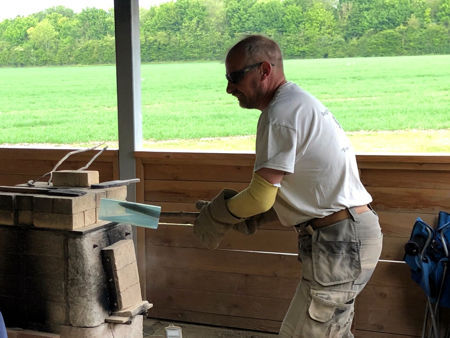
[254, 122, 297, 174]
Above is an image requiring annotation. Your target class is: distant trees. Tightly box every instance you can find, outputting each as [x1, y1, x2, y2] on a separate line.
[0, 0, 448, 66]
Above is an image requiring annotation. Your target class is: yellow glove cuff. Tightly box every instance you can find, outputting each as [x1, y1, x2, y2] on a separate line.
[226, 172, 278, 218]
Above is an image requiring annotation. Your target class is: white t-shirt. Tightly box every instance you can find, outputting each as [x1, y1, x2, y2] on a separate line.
[254, 82, 372, 226]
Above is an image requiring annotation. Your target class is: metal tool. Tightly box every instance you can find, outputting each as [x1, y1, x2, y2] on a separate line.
[90, 178, 140, 189]
[0, 185, 86, 197]
[99, 198, 161, 229]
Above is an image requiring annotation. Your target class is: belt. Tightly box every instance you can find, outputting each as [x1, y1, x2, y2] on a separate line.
[295, 205, 370, 235]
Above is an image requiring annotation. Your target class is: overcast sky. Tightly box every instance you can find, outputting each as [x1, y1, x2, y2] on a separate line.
[0, 0, 171, 21]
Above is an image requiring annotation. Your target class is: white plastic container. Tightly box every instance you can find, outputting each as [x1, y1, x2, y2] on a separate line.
[165, 324, 183, 338]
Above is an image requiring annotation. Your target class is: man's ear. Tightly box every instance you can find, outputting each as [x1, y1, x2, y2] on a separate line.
[260, 61, 272, 80]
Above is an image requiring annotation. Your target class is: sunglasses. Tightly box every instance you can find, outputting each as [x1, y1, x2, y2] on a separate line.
[225, 62, 263, 84]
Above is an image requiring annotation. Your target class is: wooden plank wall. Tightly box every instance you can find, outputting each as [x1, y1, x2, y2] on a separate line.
[0, 148, 449, 336]
[136, 151, 450, 337]
[0, 147, 119, 186]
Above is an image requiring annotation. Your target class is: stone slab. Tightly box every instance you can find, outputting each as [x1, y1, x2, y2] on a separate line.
[113, 262, 141, 293]
[117, 282, 142, 310]
[102, 239, 136, 270]
[52, 170, 99, 188]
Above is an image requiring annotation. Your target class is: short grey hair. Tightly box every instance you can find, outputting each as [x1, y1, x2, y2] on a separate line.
[227, 35, 283, 67]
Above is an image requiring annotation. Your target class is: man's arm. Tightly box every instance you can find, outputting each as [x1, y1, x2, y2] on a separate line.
[226, 168, 285, 218]
[256, 167, 285, 185]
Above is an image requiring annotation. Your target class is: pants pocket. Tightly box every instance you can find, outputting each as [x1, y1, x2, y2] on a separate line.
[312, 223, 361, 286]
[306, 289, 356, 337]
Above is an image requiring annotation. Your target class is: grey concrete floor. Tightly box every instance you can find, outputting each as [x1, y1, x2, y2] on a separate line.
[143, 318, 277, 338]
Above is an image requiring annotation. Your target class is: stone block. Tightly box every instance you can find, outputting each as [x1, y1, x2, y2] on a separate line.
[117, 282, 142, 310]
[113, 263, 140, 293]
[52, 170, 99, 188]
[102, 239, 136, 271]
[33, 196, 53, 213]
[0, 210, 14, 225]
[0, 193, 14, 210]
[105, 186, 127, 200]
[59, 314, 143, 338]
[84, 208, 96, 226]
[52, 193, 96, 215]
[33, 212, 85, 230]
[0, 193, 16, 225]
[18, 210, 33, 226]
[102, 240, 142, 310]
[16, 195, 33, 225]
[16, 195, 33, 210]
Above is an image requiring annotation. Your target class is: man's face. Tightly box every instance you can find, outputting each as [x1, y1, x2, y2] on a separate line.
[225, 53, 263, 110]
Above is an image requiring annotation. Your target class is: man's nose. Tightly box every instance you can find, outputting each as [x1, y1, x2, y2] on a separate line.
[226, 81, 234, 94]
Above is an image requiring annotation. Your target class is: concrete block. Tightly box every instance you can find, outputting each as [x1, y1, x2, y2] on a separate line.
[105, 186, 127, 200]
[59, 314, 143, 338]
[33, 212, 85, 230]
[52, 170, 99, 187]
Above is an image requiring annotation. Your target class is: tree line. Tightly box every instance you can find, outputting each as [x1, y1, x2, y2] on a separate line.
[0, 0, 449, 66]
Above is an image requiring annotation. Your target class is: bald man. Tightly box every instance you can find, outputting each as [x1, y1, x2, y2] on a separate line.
[194, 35, 383, 337]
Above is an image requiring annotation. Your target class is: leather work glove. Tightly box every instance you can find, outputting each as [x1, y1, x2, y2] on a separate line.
[233, 207, 279, 235]
[194, 189, 243, 249]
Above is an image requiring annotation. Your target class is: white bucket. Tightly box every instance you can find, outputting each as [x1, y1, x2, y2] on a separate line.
[165, 324, 183, 338]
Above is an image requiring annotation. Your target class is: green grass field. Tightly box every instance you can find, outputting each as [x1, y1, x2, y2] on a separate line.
[0, 55, 449, 152]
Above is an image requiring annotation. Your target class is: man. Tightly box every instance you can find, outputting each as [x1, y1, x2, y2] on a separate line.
[194, 35, 383, 337]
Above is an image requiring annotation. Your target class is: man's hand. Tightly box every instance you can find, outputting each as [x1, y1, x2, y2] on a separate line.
[232, 207, 279, 234]
[194, 189, 243, 249]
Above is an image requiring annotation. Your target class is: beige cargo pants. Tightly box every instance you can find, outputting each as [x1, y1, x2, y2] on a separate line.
[279, 207, 383, 338]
